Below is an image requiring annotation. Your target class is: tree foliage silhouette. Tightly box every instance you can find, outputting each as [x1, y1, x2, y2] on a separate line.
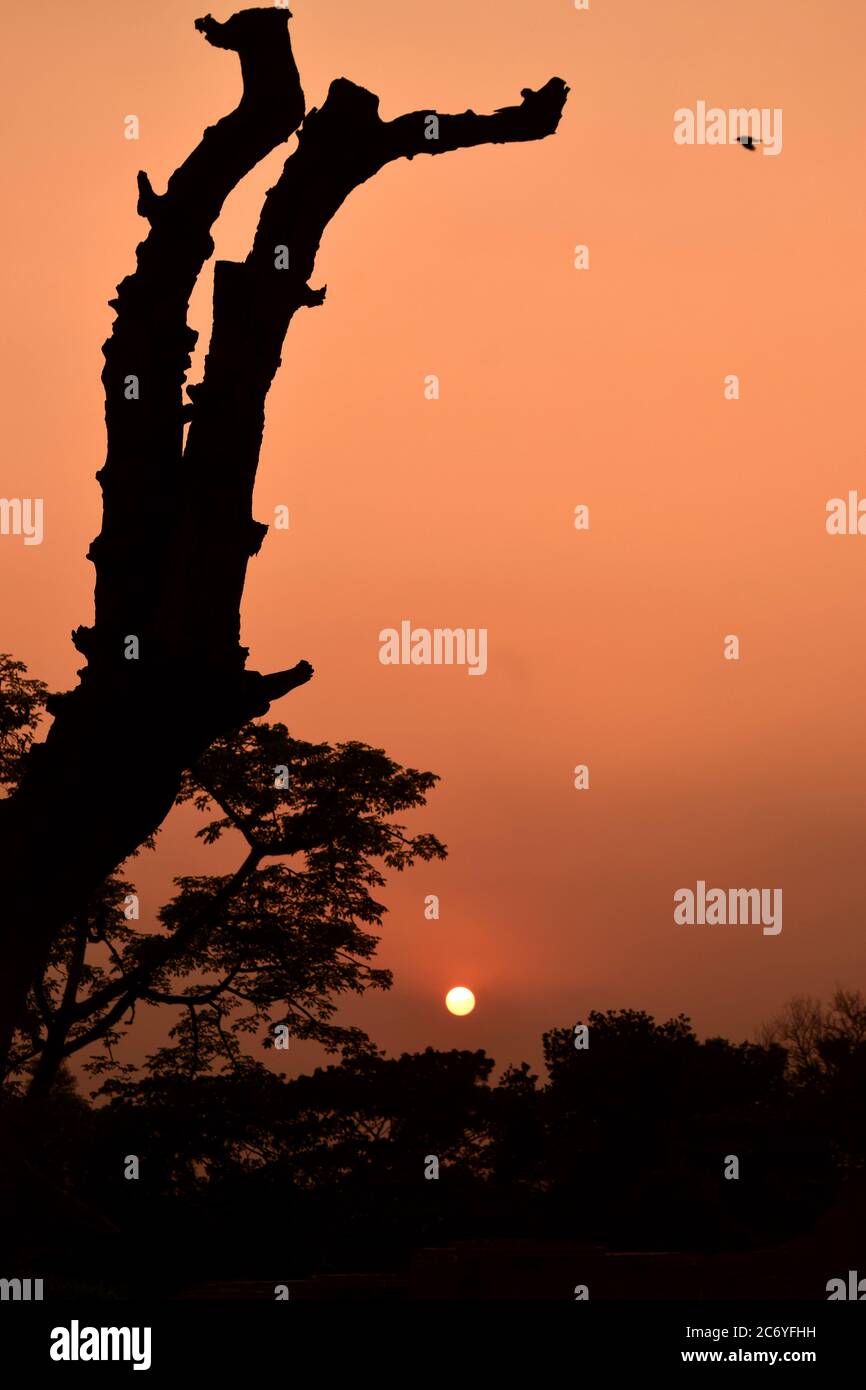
[7, 1004, 859, 1291]
[0, 8, 568, 1061]
[0, 654, 47, 792]
[759, 990, 866, 1081]
[2, 659, 445, 1099]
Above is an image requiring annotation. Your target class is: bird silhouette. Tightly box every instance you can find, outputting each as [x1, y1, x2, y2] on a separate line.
[737, 135, 760, 151]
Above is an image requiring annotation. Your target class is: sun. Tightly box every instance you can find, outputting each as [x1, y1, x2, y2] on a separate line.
[445, 986, 476, 1016]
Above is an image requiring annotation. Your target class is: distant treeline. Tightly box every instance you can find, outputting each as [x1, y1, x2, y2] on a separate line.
[4, 997, 865, 1296]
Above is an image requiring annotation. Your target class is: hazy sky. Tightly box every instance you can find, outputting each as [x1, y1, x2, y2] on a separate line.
[2, 0, 866, 1077]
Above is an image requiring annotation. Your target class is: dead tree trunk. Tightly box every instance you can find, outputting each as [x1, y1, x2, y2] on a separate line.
[0, 6, 567, 1067]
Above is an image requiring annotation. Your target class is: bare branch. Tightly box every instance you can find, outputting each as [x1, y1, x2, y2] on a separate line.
[165, 77, 568, 659]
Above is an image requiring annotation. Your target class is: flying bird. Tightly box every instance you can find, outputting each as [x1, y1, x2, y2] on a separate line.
[737, 135, 760, 150]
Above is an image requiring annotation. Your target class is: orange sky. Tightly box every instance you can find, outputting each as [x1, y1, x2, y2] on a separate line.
[2, 0, 866, 1076]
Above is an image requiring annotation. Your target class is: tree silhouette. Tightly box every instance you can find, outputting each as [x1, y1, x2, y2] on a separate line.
[0, 654, 47, 792]
[7, 1006, 856, 1292]
[2, 660, 445, 1099]
[542, 1009, 803, 1249]
[0, 8, 568, 1063]
[760, 991, 866, 1169]
[759, 990, 866, 1081]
